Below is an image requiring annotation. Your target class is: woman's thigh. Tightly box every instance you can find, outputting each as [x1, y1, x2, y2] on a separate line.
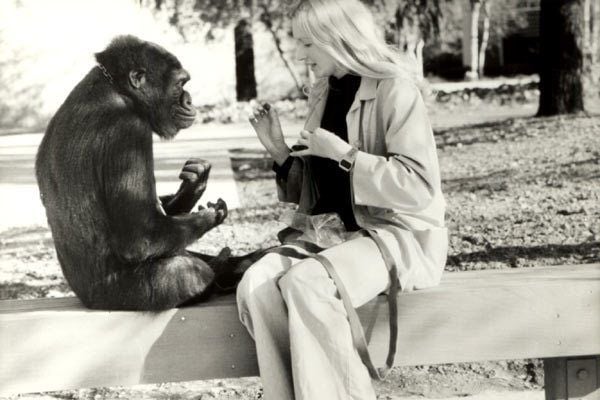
[237, 251, 299, 299]
[282, 236, 390, 308]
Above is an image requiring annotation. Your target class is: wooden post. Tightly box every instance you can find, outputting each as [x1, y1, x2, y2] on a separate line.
[544, 356, 599, 399]
[545, 358, 568, 399]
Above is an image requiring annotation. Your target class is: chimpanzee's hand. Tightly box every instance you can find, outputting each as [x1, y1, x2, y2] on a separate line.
[205, 198, 227, 225]
[191, 198, 228, 237]
[179, 158, 212, 197]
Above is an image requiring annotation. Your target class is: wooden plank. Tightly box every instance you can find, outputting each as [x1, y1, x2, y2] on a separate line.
[363, 263, 600, 366]
[0, 299, 257, 395]
[141, 302, 257, 383]
[0, 263, 599, 395]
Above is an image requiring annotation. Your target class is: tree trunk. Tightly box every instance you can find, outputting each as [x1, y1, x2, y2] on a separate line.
[592, 0, 600, 62]
[478, 0, 490, 77]
[583, 0, 595, 77]
[537, 0, 585, 116]
[234, 18, 257, 101]
[467, 0, 481, 80]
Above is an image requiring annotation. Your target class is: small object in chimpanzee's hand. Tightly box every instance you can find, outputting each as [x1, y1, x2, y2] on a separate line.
[263, 103, 271, 111]
[292, 144, 308, 151]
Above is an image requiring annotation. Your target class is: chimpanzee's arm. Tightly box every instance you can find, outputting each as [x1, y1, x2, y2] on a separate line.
[102, 135, 225, 263]
[160, 159, 211, 215]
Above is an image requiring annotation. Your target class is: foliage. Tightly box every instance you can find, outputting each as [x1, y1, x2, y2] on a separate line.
[141, 0, 295, 42]
[367, 0, 444, 47]
[0, 0, 565, 130]
[0, 0, 217, 130]
[486, 0, 530, 40]
[133, 0, 531, 52]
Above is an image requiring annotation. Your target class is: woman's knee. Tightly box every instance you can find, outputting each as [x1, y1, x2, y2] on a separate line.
[237, 253, 288, 308]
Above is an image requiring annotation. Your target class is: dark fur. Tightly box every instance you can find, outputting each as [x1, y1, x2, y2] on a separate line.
[35, 35, 257, 311]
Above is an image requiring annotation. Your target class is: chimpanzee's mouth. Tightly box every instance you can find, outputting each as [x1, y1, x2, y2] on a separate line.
[174, 112, 196, 129]
[174, 91, 196, 129]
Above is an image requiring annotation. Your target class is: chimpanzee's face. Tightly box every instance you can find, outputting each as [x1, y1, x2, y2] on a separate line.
[131, 44, 197, 139]
[147, 66, 196, 139]
[161, 68, 196, 137]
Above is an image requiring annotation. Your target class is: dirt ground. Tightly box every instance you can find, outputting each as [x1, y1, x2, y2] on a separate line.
[1, 101, 599, 398]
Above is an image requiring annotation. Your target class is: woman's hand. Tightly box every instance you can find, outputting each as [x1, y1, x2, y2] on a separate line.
[248, 103, 289, 165]
[290, 128, 353, 162]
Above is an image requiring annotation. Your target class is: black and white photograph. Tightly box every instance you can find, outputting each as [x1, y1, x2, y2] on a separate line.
[0, 0, 599, 399]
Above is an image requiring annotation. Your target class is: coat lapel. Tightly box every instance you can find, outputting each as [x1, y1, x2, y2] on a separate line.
[346, 77, 378, 149]
[304, 78, 329, 131]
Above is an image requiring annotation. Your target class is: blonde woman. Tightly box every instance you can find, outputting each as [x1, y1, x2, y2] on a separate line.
[237, 0, 447, 398]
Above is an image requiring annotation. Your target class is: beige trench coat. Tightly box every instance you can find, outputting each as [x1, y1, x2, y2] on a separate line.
[275, 76, 448, 291]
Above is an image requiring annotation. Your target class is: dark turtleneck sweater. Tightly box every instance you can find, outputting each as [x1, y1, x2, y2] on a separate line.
[275, 74, 361, 231]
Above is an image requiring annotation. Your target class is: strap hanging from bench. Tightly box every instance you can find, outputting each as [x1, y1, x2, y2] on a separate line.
[309, 228, 400, 380]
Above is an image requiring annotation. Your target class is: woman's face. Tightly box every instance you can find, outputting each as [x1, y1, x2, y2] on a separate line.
[293, 24, 347, 79]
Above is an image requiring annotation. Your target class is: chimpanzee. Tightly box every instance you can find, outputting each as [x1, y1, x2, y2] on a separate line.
[35, 35, 257, 311]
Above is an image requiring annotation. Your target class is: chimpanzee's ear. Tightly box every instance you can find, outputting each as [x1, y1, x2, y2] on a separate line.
[128, 68, 146, 89]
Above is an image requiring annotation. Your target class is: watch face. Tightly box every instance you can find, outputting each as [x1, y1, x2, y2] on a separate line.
[340, 159, 352, 170]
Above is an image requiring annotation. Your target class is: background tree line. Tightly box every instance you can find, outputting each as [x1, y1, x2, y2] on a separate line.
[1, 0, 599, 130]
[144, 0, 600, 117]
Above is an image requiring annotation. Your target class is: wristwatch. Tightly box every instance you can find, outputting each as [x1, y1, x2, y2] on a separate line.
[338, 147, 358, 172]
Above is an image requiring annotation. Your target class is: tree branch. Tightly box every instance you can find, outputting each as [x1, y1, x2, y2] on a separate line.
[258, 4, 303, 93]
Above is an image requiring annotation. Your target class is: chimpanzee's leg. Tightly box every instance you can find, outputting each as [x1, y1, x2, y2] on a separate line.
[94, 254, 216, 310]
[189, 248, 272, 292]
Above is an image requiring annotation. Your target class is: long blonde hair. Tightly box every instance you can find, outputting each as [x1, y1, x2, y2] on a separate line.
[290, 0, 420, 82]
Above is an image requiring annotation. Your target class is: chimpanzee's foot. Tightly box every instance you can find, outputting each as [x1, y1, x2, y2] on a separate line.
[213, 248, 273, 293]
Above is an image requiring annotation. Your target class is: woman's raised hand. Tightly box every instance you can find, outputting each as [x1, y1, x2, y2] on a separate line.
[249, 103, 289, 165]
[290, 128, 352, 162]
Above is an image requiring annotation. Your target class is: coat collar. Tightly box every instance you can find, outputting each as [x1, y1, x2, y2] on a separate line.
[349, 76, 378, 112]
[304, 76, 379, 130]
[357, 76, 378, 100]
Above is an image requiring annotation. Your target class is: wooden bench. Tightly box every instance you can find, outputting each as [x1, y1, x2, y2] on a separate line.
[1, 263, 599, 399]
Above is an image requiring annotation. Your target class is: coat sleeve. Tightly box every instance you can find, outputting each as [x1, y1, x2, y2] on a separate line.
[352, 78, 440, 212]
[274, 77, 329, 207]
[274, 156, 303, 204]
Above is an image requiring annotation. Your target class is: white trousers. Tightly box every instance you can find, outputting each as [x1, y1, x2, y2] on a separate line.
[236, 236, 391, 400]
